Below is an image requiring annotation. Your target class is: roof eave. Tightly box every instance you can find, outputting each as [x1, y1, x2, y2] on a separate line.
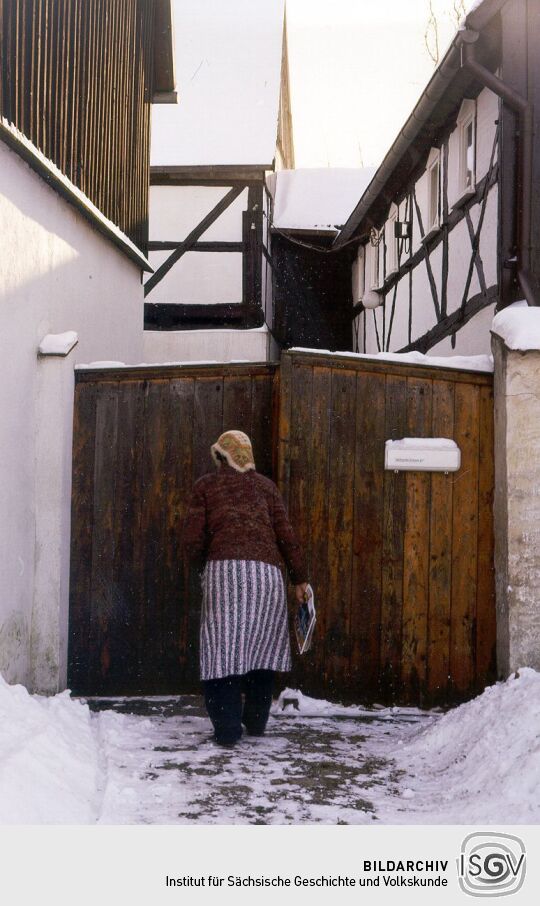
[334, 0, 504, 249]
[153, 0, 177, 102]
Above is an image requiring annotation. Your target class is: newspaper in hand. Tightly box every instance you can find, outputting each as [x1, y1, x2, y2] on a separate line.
[294, 584, 316, 654]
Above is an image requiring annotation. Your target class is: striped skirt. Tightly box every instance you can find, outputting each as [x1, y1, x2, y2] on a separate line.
[200, 559, 292, 681]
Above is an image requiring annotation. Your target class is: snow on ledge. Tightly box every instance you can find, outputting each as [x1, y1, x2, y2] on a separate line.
[76, 361, 127, 369]
[289, 347, 494, 373]
[492, 301, 540, 351]
[144, 325, 268, 335]
[76, 356, 273, 369]
[38, 331, 78, 357]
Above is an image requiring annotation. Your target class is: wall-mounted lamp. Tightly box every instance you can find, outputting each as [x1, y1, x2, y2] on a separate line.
[394, 221, 411, 240]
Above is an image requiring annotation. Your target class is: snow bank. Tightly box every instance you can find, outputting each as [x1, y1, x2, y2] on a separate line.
[290, 347, 494, 373]
[396, 669, 540, 823]
[0, 675, 101, 824]
[492, 302, 540, 351]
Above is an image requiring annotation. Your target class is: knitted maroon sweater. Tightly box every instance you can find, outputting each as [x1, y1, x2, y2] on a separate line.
[182, 465, 308, 584]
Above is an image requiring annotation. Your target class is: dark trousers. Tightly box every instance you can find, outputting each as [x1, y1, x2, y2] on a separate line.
[203, 670, 275, 745]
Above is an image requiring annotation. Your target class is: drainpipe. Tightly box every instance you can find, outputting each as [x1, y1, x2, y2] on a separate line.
[459, 29, 537, 306]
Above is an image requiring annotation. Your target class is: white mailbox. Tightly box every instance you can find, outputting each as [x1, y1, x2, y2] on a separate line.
[385, 438, 461, 472]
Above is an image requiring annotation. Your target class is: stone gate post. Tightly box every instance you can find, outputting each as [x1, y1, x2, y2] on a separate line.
[492, 323, 540, 675]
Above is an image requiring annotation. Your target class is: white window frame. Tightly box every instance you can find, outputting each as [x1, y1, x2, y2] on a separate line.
[369, 238, 381, 291]
[385, 206, 398, 276]
[457, 99, 476, 199]
[426, 147, 441, 234]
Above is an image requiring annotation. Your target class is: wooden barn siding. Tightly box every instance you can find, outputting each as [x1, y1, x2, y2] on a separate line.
[0, 0, 154, 249]
[278, 351, 496, 706]
[69, 363, 278, 695]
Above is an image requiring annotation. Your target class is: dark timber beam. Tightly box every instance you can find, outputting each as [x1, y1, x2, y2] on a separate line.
[144, 186, 245, 296]
[150, 165, 267, 186]
[147, 241, 244, 253]
[144, 302, 265, 331]
[398, 285, 499, 354]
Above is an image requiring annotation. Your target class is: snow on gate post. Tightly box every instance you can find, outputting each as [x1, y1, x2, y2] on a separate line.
[492, 308, 540, 676]
[30, 331, 78, 694]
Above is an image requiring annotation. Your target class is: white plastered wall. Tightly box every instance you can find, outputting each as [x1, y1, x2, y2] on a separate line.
[143, 326, 269, 363]
[0, 140, 144, 692]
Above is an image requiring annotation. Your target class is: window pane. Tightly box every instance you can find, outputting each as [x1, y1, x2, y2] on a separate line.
[430, 161, 439, 227]
[466, 121, 474, 188]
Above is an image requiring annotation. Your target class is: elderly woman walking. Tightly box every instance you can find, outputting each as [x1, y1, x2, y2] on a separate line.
[182, 430, 309, 747]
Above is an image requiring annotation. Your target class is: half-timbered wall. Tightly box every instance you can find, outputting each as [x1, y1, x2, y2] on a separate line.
[143, 176, 270, 363]
[0, 0, 156, 249]
[353, 86, 500, 357]
[147, 186, 248, 307]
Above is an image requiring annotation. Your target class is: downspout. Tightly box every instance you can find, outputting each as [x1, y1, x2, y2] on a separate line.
[459, 30, 537, 306]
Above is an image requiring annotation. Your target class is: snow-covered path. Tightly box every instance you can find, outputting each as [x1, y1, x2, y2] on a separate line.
[92, 695, 432, 825]
[2, 670, 539, 824]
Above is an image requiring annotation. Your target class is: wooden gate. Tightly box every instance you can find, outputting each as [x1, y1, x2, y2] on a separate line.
[68, 362, 278, 695]
[69, 352, 495, 704]
[278, 350, 496, 706]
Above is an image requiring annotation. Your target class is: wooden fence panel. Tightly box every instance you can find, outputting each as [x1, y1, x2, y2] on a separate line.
[279, 350, 496, 706]
[68, 363, 277, 695]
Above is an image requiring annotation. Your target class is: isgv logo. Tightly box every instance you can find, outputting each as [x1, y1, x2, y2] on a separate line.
[458, 833, 526, 897]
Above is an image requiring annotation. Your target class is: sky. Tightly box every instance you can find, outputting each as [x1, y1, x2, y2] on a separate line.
[286, 0, 477, 169]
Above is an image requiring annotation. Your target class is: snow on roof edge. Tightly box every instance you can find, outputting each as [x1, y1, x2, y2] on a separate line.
[273, 168, 377, 233]
[0, 118, 151, 272]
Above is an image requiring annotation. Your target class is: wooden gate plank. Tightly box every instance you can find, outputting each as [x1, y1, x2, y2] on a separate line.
[68, 381, 98, 693]
[193, 376, 224, 479]
[277, 353, 293, 506]
[88, 382, 119, 694]
[306, 365, 332, 690]
[380, 375, 407, 701]
[475, 384, 496, 688]
[350, 371, 386, 698]
[139, 379, 171, 692]
[402, 378, 432, 703]
[427, 379, 455, 702]
[288, 361, 313, 571]
[188, 376, 225, 681]
[223, 374, 253, 437]
[164, 377, 195, 688]
[324, 368, 357, 690]
[288, 361, 314, 687]
[111, 379, 146, 694]
[450, 382, 480, 695]
[167, 378, 195, 684]
[251, 374, 274, 477]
